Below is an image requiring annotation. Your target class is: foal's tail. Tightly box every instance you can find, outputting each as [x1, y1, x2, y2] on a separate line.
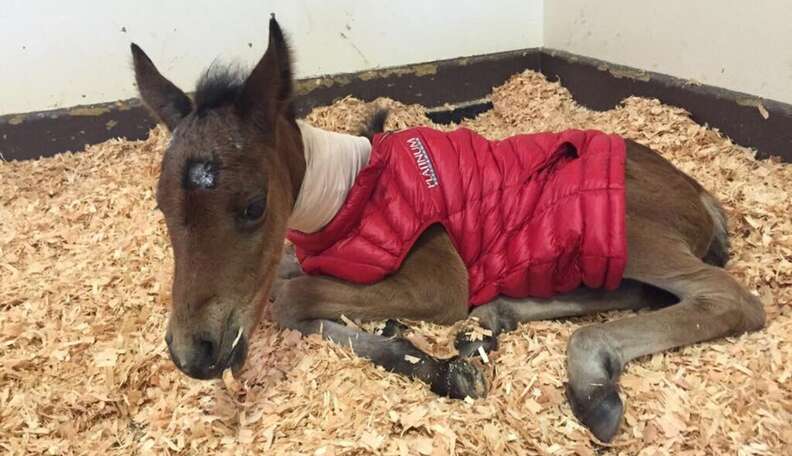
[700, 191, 731, 267]
[358, 108, 390, 142]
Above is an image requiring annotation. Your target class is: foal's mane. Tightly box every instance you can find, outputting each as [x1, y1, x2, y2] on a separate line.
[193, 64, 247, 115]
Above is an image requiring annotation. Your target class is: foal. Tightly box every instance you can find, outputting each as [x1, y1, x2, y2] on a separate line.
[131, 18, 765, 442]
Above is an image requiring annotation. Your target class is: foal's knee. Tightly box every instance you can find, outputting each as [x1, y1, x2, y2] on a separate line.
[567, 325, 624, 383]
[694, 279, 765, 334]
[737, 292, 766, 333]
[468, 300, 519, 335]
[468, 303, 500, 331]
[687, 266, 766, 334]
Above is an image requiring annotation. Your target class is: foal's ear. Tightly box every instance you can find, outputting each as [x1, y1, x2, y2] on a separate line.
[131, 43, 193, 130]
[236, 17, 294, 126]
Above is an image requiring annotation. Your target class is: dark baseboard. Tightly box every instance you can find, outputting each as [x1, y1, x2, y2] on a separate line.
[0, 102, 153, 161]
[0, 49, 541, 161]
[294, 50, 541, 116]
[2, 48, 790, 162]
[541, 49, 792, 161]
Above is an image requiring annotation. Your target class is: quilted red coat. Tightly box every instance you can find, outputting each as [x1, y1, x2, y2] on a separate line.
[287, 127, 627, 306]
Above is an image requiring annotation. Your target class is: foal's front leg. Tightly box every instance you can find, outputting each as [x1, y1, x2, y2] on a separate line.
[287, 316, 485, 398]
[270, 226, 487, 399]
[272, 275, 486, 399]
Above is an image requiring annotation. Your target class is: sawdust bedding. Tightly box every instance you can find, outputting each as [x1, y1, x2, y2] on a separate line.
[1, 70, 790, 455]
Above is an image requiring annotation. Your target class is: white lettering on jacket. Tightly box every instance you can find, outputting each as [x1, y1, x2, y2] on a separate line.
[406, 137, 439, 189]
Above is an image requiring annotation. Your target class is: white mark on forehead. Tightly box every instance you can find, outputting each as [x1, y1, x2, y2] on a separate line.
[187, 161, 217, 189]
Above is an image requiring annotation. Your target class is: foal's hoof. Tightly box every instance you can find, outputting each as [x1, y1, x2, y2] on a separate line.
[565, 383, 624, 443]
[454, 331, 498, 359]
[432, 357, 488, 400]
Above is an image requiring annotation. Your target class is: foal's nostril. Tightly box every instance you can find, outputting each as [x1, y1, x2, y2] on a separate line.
[165, 333, 173, 347]
[196, 337, 217, 366]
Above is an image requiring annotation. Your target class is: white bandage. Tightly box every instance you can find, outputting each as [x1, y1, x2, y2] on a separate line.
[288, 121, 372, 233]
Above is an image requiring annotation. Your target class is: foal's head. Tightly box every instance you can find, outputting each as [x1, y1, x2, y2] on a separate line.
[132, 18, 305, 379]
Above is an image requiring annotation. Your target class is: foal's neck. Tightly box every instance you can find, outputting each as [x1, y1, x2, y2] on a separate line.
[288, 121, 372, 233]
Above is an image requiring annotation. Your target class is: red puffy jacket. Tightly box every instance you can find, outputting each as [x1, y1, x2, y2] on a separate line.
[287, 127, 627, 307]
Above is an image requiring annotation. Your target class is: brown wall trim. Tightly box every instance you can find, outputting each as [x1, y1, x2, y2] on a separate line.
[2, 48, 790, 162]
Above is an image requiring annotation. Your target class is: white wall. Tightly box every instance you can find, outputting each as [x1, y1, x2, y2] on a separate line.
[0, 0, 544, 115]
[544, 1, 792, 104]
[6, 1, 789, 116]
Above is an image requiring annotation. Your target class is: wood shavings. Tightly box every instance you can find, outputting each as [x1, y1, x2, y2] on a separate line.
[222, 368, 242, 394]
[461, 324, 493, 342]
[404, 354, 421, 365]
[737, 97, 771, 120]
[477, 346, 490, 364]
[2, 70, 791, 454]
[339, 314, 361, 330]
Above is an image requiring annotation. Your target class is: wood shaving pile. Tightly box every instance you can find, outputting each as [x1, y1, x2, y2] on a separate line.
[2, 70, 790, 455]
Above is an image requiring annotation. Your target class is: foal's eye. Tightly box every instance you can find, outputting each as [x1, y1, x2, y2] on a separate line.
[242, 199, 266, 222]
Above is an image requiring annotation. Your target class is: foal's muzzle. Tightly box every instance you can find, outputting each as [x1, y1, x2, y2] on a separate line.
[165, 328, 248, 379]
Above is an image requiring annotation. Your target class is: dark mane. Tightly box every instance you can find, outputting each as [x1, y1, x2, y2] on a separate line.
[194, 63, 248, 114]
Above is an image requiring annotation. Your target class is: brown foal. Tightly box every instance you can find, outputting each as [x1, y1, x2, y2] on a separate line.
[131, 18, 765, 442]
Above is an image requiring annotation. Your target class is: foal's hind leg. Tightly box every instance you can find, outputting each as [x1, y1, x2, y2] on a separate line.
[565, 225, 766, 442]
[455, 280, 676, 358]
